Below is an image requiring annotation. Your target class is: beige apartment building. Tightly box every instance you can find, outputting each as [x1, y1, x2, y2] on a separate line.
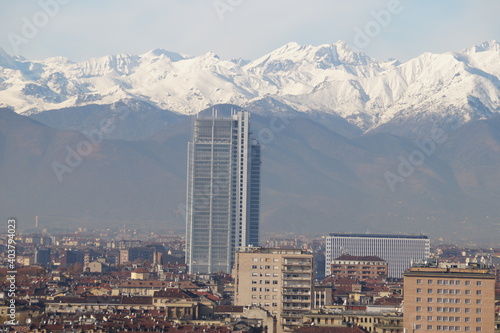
[330, 254, 389, 280]
[403, 262, 496, 333]
[233, 248, 314, 333]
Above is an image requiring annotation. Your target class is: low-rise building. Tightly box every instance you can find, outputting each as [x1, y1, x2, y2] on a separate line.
[331, 255, 388, 281]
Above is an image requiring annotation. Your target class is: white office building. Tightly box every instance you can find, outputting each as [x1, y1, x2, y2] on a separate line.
[325, 233, 430, 278]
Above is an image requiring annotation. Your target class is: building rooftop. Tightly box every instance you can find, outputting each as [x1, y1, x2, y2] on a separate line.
[329, 233, 428, 239]
[404, 266, 495, 279]
[333, 254, 386, 262]
[237, 247, 310, 255]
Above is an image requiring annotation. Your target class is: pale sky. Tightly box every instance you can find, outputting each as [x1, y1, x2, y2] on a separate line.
[0, 0, 499, 62]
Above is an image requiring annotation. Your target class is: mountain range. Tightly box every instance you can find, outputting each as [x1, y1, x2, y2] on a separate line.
[1, 41, 500, 244]
[1, 40, 500, 136]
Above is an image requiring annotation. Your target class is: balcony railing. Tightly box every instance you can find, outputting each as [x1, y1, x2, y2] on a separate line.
[282, 291, 311, 295]
[281, 313, 306, 318]
[283, 276, 312, 281]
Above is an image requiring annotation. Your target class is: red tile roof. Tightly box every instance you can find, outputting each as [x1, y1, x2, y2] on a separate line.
[333, 254, 385, 262]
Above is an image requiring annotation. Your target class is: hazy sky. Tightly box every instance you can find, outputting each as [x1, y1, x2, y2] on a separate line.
[0, 0, 499, 62]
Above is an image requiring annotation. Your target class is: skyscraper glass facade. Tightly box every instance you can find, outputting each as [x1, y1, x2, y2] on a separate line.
[186, 110, 260, 274]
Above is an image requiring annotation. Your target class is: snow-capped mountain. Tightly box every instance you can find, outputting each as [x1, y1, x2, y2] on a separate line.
[1, 40, 499, 131]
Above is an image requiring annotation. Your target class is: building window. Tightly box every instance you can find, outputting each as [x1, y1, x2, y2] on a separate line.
[415, 325, 422, 330]
[427, 325, 433, 330]
[416, 297, 422, 303]
[465, 281, 470, 286]
[475, 309, 481, 314]
[475, 328, 481, 332]
[416, 306, 422, 312]
[475, 290, 481, 295]
[417, 288, 422, 293]
[475, 318, 481, 323]
[476, 281, 482, 286]
[428, 289, 433, 294]
[416, 316, 422, 321]
[417, 279, 422, 284]
[428, 279, 433, 284]
[428, 316, 433, 321]
[428, 307, 433, 312]
[428, 298, 433, 303]
[475, 299, 481, 305]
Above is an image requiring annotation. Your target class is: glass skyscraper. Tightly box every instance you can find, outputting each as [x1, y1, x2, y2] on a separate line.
[185, 110, 260, 274]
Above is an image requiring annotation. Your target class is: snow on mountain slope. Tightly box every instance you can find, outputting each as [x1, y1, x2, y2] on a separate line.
[0, 41, 499, 131]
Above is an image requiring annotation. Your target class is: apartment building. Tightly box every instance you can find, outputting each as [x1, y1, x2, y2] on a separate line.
[233, 248, 314, 333]
[403, 262, 496, 333]
[330, 254, 388, 280]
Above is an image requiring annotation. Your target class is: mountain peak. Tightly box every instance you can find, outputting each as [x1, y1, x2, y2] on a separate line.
[246, 40, 375, 73]
[142, 48, 189, 62]
[463, 40, 500, 54]
[0, 47, 16, 69]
